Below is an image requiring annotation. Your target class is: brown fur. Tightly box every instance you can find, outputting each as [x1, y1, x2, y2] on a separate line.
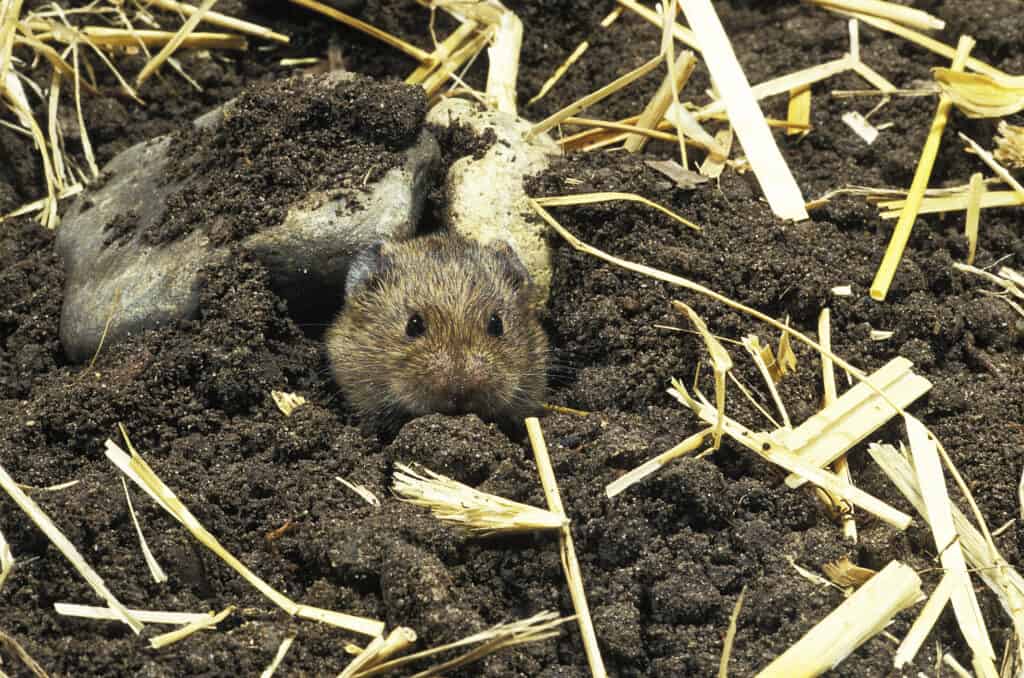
[326, 234, 548, 438]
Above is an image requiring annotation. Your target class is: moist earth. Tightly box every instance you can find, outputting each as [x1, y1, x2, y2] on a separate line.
[2, 1, 1024, 676]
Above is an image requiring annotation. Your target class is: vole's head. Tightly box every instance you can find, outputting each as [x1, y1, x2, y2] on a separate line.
[327, 234, 548, 438]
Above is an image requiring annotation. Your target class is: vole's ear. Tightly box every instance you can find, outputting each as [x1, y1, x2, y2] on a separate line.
[489, 241, 530, 291]
[345, 241, 391, 294]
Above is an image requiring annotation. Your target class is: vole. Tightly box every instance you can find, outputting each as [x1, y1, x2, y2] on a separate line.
[326, 234, 548, 439]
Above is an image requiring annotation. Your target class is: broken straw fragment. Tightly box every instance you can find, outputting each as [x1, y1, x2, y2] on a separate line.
[782, 357, 932, 488]
[757, 561, 922, 676]
[680, 0, 808, 220]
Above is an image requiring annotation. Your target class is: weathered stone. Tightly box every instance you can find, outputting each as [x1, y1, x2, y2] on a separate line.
[57, 84, 437, 363]
[426, 98, 559, 306]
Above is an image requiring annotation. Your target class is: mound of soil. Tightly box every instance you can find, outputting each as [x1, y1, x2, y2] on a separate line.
[2, 1, 1023, 676]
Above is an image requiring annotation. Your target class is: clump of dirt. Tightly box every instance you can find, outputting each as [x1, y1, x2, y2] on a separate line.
[150, 73, 426, 246]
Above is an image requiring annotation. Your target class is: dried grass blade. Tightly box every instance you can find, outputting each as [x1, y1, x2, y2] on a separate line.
[870, 35, 974, 301]
[526, 418, 607, 678]
[741, 335, 791, 429]
[674, 302, 733, 448]
[527, 53, 663, 140]
[959, 132, 1024, 200]
[150, 605, 235, 649]
[905, 414, 995, 666]
[819, 308, 857, 541]
[0, 527, 12, 592]
[807, 0, 944, 32]
[82, 27, 246, 50]
[680, 0, 808, 220]
[0, 461, 143, 633]
[527, 7, 623, 106]
[606, 428, 711, 497]
[260, 634, 296, 678]
[45, 68, 65, 191]
[71, 43, 98, 180]
[55, 603, 211, 625]
[624, 49, 695, 153]
[756, 561, 922, 676]
[719, 586, 746, 678]
[407, 20, 476, 85]
[289, 0, 431, 63]
[121, 477, 167, 584]
[136, 0, 218, 86]
[145, 0, 289, 43]
[533, 192, 700, 231]
[879, 189, 1023, 218]
[104, 439, 385, 638]
[965, 172, 983, 265]
[895, 573, 954, 668]
[0, 628, 48, 678]
[615, 0, 699, 51]
[352, 612, 570, 678]
[0, 0, 24, 87]
[421, 27, 492, 98]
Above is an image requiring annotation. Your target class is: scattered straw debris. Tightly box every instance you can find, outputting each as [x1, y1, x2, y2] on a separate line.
[55, 603, 211, 625]
[534, 192, 700, 231]
[260, 634, 296, 678]
[934, 69, 1024, 118]
[959, 132, 1024, 200]
[842, 110, 879, 143]
[271, 390, 307, 416]
[351, 611, 571, 678]
[954, 263, 1024, 320]
[121, 476, 168, 584]
[822, 557, 875, 588]
[805, 0, 944, 32]
[0, 527, 11, 593]
[680, 0, 808, 221]
[526, 418, 607, 678]
[527, 53, 664, 140]
[150, 605, 235, 649]
[0, 460, 143, 633]
[965, 172, 984, 265]
[757, 561, 922, 676]
[104, 439, 385, 637]
[994, 121, 1024, 168]
[870, 35, 975, 301]
[895, 574, 954, 668]
[527, 6, 622, 105]
[718, 586, 746, 678]
[0, 628, 48, 678]
[393, 463, 565, 535]
[340, 627, 418, 678]
[606, 428, 710, 498]
[336, 477, 380, 507]
[869, 443, 1024, 668]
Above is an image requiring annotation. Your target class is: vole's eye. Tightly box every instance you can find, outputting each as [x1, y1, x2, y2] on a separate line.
[487, 312, 504, 337]
[406, 313, 426, 338]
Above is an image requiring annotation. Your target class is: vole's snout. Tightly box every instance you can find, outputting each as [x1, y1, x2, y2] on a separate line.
[430, 351, 491, 416]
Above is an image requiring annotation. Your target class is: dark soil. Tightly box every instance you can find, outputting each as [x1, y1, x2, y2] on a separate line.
[2, 1, 1024, 676]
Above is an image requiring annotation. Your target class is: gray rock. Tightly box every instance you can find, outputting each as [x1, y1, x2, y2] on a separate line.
[426, 98, 560, 306]
[57, 97, 438, 363]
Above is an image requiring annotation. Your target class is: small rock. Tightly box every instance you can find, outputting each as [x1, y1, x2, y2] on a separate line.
[427, 98, 559, 305]
[57, 74, 438, 363]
